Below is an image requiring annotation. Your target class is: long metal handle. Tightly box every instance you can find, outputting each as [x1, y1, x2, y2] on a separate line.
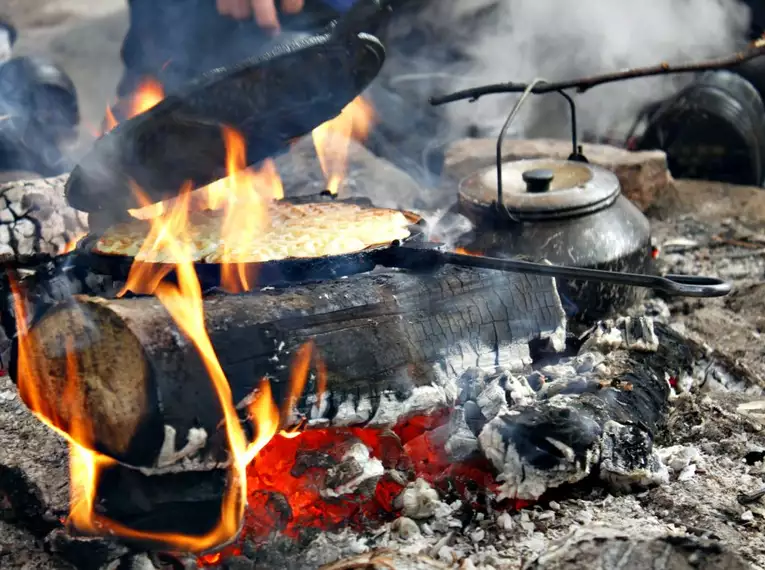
[378, 244, 731, 298]
[438, 252, 731, 298]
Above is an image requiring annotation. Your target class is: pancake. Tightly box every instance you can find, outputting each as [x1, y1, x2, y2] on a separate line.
[93, 201, 414, 263]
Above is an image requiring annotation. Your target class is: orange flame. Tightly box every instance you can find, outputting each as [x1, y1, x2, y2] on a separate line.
[311, 96, 375, 195]
[59, 233, 87, 255]
[103, 77, 165, 133]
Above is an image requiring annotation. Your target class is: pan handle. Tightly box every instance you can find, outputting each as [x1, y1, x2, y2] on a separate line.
[332, 0, 396, 38]
[659, 274, 732, 297]
[377, 244, 732, 298]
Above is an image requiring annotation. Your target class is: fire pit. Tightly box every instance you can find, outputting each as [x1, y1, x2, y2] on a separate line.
[0, 24, 762, 570]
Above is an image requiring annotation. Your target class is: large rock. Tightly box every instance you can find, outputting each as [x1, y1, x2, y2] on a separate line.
[444, 138, 673, 212]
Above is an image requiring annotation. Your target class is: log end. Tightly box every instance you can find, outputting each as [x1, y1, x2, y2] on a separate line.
[18, 297, 154, 461]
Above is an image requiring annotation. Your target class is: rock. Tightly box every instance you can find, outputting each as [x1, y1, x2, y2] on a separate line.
[443, 138, 672, 212]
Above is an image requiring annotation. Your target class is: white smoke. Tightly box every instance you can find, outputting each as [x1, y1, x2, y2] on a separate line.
[384, 0, 752, 143]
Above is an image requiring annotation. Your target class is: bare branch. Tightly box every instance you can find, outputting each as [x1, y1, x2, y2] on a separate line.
[430, 41, 765, 106]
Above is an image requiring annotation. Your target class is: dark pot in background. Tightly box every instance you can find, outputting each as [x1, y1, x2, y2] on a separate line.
[634, 70, 765, 187]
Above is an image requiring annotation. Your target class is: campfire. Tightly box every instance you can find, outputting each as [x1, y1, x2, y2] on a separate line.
[2, 73, 691, 567]
[3, 28, 765, 570]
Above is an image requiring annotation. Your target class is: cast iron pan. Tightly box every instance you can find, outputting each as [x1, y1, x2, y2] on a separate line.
[65, 0, 397, 220]
[73, 195, 731, 299]
[75, 195, 428, 291]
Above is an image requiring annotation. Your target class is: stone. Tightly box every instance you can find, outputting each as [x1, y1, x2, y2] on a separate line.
[443, 138, 673, 212]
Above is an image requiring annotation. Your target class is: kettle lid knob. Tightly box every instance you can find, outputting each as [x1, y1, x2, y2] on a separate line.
[522, 168, 554, 193]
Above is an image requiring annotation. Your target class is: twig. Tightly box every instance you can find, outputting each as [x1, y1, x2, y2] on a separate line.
[430, 40, 765, 106]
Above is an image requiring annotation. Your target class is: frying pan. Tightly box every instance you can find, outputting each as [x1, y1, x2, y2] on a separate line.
[64, 0, 398, 221]
[73, 196, 731, 298]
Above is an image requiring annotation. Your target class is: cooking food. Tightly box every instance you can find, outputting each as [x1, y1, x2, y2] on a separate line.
[93, 201, 413, 263]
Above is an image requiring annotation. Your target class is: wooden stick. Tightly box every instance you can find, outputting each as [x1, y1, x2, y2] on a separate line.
[430, 41, 765, 105]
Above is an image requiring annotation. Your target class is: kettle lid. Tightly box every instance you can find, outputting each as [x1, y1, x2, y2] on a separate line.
[459, 158, 621, 222]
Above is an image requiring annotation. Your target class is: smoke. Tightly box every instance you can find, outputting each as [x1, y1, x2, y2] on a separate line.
[375, 0, 752, 164]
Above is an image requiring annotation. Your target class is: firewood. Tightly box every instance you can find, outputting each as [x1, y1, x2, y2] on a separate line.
[0, 175, 87, 263]
[14, 266, 567, 472]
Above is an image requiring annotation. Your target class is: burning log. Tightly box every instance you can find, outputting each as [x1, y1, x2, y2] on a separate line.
[13, 266, 567, 471]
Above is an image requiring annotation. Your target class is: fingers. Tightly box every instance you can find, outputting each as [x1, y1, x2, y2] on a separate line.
[217, 0, 248, 19]
[281, 0, 305, 15]
[217, 0, 304, 27]
[250, 0, 280, 29]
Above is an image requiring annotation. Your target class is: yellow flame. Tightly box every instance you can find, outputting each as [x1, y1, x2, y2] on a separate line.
[311, 96, 375, 195]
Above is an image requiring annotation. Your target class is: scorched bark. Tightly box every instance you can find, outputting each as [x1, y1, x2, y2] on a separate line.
[14, 266, 567, 471]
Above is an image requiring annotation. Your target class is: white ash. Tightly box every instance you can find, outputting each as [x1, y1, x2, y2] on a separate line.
[580, 316, 659, 355]
[657, 445, 702, 481]
[329, 393, 374, 427]
[320, 443, 384, 499]
[599, 421, 669, 492]
[444, 407, 480, 461]
[394, 478, 442, 520]
[391, 516, 422, 542]
[138, 425, 218, 476]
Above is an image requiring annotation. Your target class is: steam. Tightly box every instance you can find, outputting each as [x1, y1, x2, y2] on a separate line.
[375, 0, 752, 163]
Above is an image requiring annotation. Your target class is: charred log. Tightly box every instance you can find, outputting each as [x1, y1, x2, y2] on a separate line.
[0, 175, 87, 263]
[474, 318, 687, 500]
[93, 464, 229, 540]
[13, 266, 567, 471]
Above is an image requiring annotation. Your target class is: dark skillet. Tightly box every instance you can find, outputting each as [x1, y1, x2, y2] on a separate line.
[75, 196, 427, 291]
[65, 0, 397, 223]
[73, 195, 731, 299]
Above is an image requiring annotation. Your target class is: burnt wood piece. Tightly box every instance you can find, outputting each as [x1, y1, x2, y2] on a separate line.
[0, 175, 87, 263]
[477, 318, 687, 500]
[443, 138, 673, 212]
[14, 266, 566, 471]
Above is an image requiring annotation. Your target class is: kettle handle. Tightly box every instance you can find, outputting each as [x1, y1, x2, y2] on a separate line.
[494, 78, 584, 213]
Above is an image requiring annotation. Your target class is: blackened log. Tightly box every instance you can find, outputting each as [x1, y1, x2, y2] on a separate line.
[476, 318, 688, 500]
[16, 266, 566, 471]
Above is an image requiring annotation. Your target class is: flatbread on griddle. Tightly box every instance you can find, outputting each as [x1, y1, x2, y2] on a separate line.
[93, 201, 413, 263]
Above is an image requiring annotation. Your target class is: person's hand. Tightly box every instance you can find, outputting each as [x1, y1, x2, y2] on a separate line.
[216, 0, 305, 30]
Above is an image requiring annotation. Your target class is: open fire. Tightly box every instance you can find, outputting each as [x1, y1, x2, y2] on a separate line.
[7, 77, 501, 558]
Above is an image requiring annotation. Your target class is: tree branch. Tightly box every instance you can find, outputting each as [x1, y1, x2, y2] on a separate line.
[430, 41, 765, 106]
